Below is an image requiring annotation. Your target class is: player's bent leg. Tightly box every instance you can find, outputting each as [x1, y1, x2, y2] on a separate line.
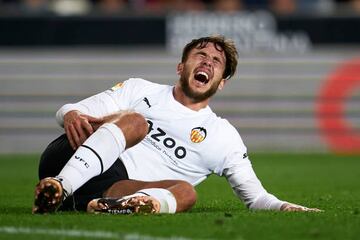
[166, 180, 197, 212]
[32, 177, 67, 214]
[34, 111, 147, 212]
[38, 134, 75, 179]
[91, 179, 197, 214]
[38, 110, 147, 180]
[34, 134, 74, 213]
[107, 110, 148, 149]
[33, 111, 148, 214]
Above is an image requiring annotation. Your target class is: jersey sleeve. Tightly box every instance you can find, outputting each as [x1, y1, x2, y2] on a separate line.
[222, 153, 286, 210]
[55, 78, 152, 126]
[215, 123, 285, 210]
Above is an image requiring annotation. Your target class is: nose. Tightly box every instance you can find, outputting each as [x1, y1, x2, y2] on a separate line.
[201, 57, 212, 67]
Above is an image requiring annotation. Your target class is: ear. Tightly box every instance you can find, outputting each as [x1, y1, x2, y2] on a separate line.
[217, 79, 226, 90]
[177, 63, 184, 75]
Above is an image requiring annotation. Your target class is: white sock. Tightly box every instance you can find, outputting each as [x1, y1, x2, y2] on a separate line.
[57, 123, 126, 195]
[134, 188, 177, 214]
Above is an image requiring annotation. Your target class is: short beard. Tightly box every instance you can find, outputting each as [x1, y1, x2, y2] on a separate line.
[179, 73, 219, 103]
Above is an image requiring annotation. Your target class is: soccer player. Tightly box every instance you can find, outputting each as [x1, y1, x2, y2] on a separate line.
[33, 35, 321, 214]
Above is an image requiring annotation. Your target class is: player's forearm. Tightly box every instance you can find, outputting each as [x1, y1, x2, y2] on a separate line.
[230, 178, 285, 210]
[247, 192, 286, 210]
[225, 166, 318, 211]
[223, 158, 285, 210]
[56, 91, 120, 127]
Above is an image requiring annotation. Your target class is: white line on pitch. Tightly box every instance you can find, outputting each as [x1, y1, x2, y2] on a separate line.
[0, 226, 201, 240]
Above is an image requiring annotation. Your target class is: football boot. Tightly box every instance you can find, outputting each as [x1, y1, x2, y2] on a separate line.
[87, 195, 160, 214]
[32, 177, 66, 214]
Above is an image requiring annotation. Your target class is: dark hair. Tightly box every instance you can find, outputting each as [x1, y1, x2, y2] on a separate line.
[181, 35, 238, 80]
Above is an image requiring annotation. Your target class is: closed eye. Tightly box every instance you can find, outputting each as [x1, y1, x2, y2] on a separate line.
[213, 57, 221, 65]
[195, 51, 224, 66]
[196, 52, 207, 58]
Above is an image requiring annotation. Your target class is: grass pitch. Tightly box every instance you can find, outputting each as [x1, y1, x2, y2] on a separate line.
[0, 153, 359, 240]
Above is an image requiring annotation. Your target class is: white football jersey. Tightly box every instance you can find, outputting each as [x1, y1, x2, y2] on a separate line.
[57, 78, 285, 210]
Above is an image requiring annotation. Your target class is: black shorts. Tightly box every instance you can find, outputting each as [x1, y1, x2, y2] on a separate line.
[38, 134, 129, 211]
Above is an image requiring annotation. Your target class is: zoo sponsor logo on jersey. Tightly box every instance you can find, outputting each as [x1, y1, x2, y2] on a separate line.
[145, 120, 208, 163]
[146, 120, 186, 160]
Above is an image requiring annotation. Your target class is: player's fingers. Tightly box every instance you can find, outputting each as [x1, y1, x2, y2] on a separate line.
[306, 208, 323, 212]
[65, 125, 77, 150]
[299, 206, 323, 212]
[282, 205, 323, 212]
[69, 124, 81, 149]
[87, 115, 103, 123]
[74, 123, 88, 145]
[82, 120, 94, 136]
[88, 117, 104, 131]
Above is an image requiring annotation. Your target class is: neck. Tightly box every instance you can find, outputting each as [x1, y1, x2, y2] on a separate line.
[173, 84, 210, 111]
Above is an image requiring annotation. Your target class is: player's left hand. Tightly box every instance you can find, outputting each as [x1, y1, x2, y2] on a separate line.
[280, 202, 323, 212]
[63, 110, 103, 150]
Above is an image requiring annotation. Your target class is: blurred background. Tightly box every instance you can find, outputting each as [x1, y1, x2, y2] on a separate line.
[0, 0, 359, 154]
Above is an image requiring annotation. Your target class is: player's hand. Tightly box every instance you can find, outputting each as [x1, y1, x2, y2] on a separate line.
[280, 202, 323, 212]
[63, 110, 103, 150]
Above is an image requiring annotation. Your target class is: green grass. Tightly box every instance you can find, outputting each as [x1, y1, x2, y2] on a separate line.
[0, 153, 359, 240]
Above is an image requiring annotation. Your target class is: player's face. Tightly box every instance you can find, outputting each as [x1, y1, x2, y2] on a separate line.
[177, 42, 226, 102]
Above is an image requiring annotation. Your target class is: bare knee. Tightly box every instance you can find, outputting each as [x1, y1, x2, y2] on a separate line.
[111, 111, 148, 148]
[120, 111, 148, 137]
[170, 181, 197, 212]
[182, 181, 197, 207]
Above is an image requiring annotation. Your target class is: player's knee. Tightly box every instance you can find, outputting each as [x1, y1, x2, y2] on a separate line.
[125, 111, 148, 139]
[113, 111, 148, 147]
[179, 181, 197, 208]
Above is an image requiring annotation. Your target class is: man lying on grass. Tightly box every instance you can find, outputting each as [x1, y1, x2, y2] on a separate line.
[33, 35, 321, 214]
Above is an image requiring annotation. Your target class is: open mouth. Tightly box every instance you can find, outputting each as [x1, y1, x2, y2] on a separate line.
[194, 71, 209, 84]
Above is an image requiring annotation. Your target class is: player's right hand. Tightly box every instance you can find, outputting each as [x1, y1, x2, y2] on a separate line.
[280, 202, 323, 212]
[63, 110, 103, 150]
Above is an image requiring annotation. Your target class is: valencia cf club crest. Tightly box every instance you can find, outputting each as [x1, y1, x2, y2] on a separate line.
[190, 127, 207, 143]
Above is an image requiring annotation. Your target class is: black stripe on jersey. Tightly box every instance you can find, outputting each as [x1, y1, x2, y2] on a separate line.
[81, 144, 104, 174]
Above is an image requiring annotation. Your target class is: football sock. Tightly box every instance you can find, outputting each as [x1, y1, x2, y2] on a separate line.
[134, 188, 177, 214]
[57, 123, 126, 195]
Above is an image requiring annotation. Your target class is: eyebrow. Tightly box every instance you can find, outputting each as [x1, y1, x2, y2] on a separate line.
[196, 51, 206, 56]
[195, 50, 224, 64]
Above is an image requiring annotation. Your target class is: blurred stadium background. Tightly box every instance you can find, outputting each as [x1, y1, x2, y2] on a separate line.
[0, 0, 360, 154]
